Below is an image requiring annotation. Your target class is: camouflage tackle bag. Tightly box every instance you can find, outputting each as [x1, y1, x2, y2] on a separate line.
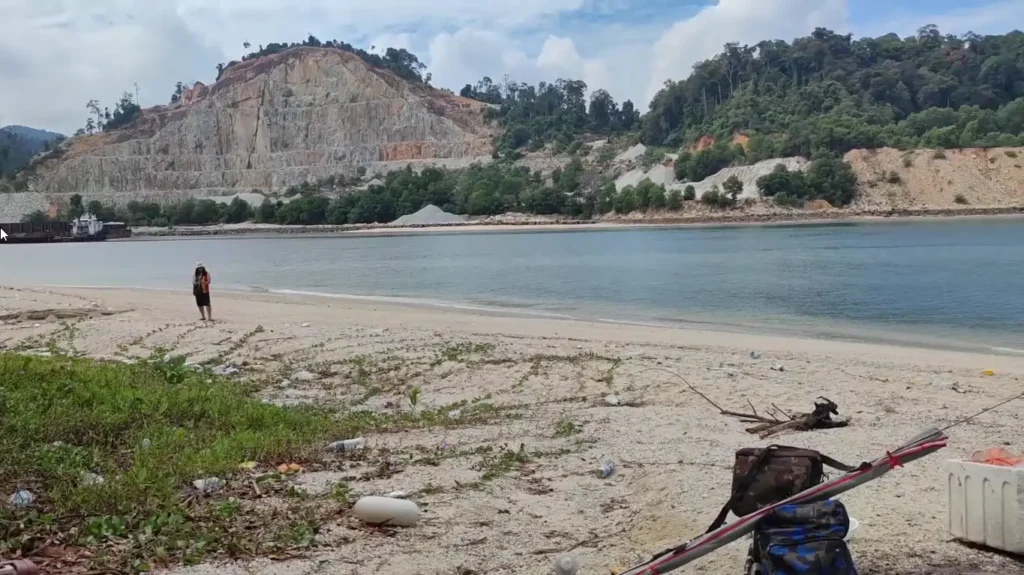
[705, 445, 863, 533]
[747, 499, 857, 575]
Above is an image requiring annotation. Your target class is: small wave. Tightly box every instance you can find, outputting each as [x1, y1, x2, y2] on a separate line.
[268, 288, 580, 320]
[990, 346, 1024, 354]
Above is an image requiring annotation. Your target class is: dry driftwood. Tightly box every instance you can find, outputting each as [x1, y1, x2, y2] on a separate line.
[740, 397, 850, 438]
[630, 367, 850, 439]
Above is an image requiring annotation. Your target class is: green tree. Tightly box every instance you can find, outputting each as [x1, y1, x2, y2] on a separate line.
[255, 199, 278, 223]
[221, 197, 253, 223]
[634, 180, 653, 210]
[649, 184, 667, 209]
[722, 175, 744, 201]
[666, 188, 683, 210]
[22, 210, 49, 224]
[67, 194, 84, 220]
[596, 182, 617, 214]
[806, 157, 858, 207]
[170, 81, 188, 104]
[683, 185, 696, 201]
[614, 186, 636, 214]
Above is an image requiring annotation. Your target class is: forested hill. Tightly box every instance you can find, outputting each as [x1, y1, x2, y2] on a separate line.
[0, 126, 64, 178]
[639, 26, 1024, 160]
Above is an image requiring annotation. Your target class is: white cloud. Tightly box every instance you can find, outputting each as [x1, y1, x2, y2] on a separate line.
[3, 0, 1024, 134]
[857, 0, 1024, 38]
[368, 33, 413, 54]
[0, 1, 222, 133]
[646, 0, 848, 103]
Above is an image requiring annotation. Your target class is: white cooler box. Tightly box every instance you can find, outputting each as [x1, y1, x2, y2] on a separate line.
[944, 459, 1024, 554]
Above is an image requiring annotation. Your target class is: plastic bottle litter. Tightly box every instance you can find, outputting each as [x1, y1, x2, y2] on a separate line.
[8, 489, 34, 508]
[553, 554, 581, 575]
[301, 323, 310, 327]
[750, 351, 762, 360]
[81, 472, 105, 486]
[141, 438, 152, 450]
[386, 490, 408, 499]
[327, 437, 366, 452]
[213, 364, 239, 376]
[192, 477, 225, 493]
[604, 394, 620, 406]
[291, 370, 319, 382]
[447, 409, 462, 419]
[597, 462, 616, 479]
[352, 496, 420, 527]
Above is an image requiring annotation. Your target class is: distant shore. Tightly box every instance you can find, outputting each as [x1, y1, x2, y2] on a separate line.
[129, 205, 1024, 238]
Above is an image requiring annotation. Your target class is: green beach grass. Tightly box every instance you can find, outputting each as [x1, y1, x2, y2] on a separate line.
[0, 352, 346, 570]
[0, 350, 515, 571]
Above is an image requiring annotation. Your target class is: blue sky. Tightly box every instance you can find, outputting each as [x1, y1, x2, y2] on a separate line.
[2, 0, 1024, 134]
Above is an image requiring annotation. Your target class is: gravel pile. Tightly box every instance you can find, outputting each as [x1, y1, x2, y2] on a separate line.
[391, 205, 466, 226]
[0, 192, 48, 221]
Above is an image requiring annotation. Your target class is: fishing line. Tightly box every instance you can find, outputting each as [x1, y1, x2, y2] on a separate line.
[939, 388, 1024, 432]
[635, 364, 1024, 433]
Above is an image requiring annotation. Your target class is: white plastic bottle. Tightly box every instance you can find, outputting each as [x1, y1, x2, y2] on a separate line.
[327, 437, 366, 452]
[352, 496, 420, 527]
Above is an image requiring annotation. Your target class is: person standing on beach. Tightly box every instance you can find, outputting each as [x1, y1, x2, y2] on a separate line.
[193, 263, 212, 321]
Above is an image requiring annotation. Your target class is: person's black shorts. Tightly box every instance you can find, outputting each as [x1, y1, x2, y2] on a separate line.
[195, 292, 211, 307]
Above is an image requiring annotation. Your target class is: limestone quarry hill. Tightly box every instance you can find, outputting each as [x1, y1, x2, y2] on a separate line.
[21, 46, 496, 204]
[5, 43, 1024, 223]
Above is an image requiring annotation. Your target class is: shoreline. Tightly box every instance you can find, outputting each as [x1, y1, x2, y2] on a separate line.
[31, 284, 1024, 359]
[128, 206, 1024, 239]
[7, 285, 1024, 371]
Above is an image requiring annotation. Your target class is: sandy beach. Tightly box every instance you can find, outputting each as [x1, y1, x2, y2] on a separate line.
[2, 285, 1024, 574]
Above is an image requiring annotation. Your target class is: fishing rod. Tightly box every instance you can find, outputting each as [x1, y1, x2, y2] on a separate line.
[554, 383, 1024, 575]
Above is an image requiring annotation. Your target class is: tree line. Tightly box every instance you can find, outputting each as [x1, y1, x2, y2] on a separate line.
[460, 77, 640, 155]
[216, 35, 429, 84]
[24, 152, 857, 226]
[641, 26, 1024, 156]
[74, 93, 142, 136]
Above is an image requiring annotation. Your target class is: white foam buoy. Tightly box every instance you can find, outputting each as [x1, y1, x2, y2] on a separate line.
[845, 517, 860, 541]
[553, 554, 580, 575]
[352, 496, 420, 527]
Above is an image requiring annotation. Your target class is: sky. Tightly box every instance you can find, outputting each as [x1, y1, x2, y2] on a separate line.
[2, 0, 1024, 135]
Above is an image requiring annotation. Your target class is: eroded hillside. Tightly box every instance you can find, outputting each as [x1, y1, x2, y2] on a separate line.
[22, 47, 495, 204]
[848, 147, 1024, 209]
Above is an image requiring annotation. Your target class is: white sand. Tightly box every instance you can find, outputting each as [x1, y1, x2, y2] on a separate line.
[2, 285, 1023, 575]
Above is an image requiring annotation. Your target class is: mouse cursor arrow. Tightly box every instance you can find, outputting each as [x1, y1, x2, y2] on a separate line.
[0, 229, 7, 241]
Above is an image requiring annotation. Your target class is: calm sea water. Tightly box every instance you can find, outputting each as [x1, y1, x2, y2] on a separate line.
[3, 219, 1024, 352]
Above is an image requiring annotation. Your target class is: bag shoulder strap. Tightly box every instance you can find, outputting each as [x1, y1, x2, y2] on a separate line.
[819, 453, 862, 473]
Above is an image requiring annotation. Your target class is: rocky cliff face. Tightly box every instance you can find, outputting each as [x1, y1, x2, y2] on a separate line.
[26, 47, 495, 205]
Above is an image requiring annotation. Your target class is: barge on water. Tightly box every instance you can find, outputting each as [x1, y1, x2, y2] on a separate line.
[0, 213, 132, 244]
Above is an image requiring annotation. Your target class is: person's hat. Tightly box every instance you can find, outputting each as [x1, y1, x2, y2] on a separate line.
[196, 262, 204, 268]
